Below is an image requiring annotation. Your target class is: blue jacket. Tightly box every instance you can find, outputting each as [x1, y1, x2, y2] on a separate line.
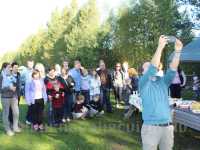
[25, 79, 47, 105]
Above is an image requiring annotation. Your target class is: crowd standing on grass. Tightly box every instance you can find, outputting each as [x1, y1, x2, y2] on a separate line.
[1, 36, 199, 150]
[0, 58, 141, 135]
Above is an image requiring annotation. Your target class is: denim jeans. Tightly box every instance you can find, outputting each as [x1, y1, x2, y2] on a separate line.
[63, 93, 73, 119]
[47, 101, 54, 125]
[113, 86, 123, 105]
[122, 87, 132, 106]
[26, 104, 33, 123]
[81, 90, 90, 105]
[53, 107, 64, 124]
[32, 99, 44, 125]
[100, 87, 112, 113]
[1, 97, 19, 131]
[73, 91, 80, 103]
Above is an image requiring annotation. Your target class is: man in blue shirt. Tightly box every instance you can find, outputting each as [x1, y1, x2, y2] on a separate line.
[69, 60, 82, 95]
[139, 35, 183, 150]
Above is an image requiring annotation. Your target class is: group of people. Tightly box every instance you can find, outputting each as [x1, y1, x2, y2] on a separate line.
[0, 57, 139, 136]
[2, 34, 198, 149]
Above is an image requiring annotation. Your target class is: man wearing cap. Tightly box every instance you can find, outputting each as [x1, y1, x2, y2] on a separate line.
[139, 35, 183, 150]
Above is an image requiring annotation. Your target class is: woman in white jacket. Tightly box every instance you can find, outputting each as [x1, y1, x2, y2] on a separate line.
[89, 69, 101, 100]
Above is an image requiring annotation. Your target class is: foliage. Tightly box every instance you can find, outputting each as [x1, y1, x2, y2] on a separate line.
[0, 0, 194, 70]
[112, 0, 193, 69]
[177, 0, 200, 29]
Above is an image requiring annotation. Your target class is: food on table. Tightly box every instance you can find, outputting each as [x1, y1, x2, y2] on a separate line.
[191, 101, 200, 114]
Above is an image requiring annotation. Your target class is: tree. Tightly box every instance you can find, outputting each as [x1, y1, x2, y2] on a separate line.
[111, 0, 193, 69]
[64, 0, 101, 67]
[177, 0, 200, 29]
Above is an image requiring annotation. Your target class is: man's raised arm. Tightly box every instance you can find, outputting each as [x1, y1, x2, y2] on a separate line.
[151, 35, 168, 68]
[169, 39, 183, 70]
[139, 36, 168, 90]
[164, 39, 183, 86]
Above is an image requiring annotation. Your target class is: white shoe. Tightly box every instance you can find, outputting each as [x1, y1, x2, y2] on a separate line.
[26, 120, 31, 125]
[62, 119, 66, 123]
[13, 128, 21, 133]
[6, 130, 14, 136]
[99, 110, 104, 115]
[66, 118, 71, 122]
[116, 104, 120, 108]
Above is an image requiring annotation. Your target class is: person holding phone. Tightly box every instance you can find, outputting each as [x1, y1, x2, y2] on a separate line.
[139, 35, 183, 150]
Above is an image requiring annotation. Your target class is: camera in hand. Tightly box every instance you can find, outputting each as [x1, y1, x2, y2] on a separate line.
[166, 36, 176, 43]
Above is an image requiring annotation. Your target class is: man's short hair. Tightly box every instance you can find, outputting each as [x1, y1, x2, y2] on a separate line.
[47, 65, 55, 72]
[27, 58, 34, 62]
[11, 61, 19, 67]
[74, 60, 80, 65]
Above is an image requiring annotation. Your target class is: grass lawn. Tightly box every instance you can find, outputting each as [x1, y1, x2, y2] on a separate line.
[0, 97, 200, 150]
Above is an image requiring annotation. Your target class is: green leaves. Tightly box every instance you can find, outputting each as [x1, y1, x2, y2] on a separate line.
[0, 0, 193, 69]
[111, 0, 193, 68]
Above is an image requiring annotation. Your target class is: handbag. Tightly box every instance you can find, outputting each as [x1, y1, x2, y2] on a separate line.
[129, 91, 142, 112]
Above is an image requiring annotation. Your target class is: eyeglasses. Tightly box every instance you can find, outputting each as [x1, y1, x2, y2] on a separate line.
[116, 66, 121, 68]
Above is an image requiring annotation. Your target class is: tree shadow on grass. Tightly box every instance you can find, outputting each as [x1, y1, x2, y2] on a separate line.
[174, 128, 200, 150]
[3, 103, 200, 150]
[0, 145, 28, 150]
[45, 129, 107, 150]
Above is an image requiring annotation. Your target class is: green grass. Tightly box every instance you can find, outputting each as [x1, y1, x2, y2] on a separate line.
[0, 98, 200, 150]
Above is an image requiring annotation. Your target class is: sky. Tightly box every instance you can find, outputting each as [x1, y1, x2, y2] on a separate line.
[0, 0, 124, 55]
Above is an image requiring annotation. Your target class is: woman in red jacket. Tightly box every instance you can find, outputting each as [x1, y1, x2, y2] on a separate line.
[46, 79, 64, 127]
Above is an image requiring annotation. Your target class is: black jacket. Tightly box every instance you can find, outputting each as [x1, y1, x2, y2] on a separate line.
[57, 75, 75, 94]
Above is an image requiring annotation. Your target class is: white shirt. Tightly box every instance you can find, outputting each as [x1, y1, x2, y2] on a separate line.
[89, 76, 101, 96]
[34, 80, 43, 99]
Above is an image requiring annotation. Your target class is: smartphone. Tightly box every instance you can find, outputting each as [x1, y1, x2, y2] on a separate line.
[166, 36, 176, 43]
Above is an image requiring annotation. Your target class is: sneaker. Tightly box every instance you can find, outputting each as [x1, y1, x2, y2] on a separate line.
[13, 128, 21, 133]
[116, 104, 120, 108]
[99, 110, 104, 115]
[38, 124, 45, 131]
[6, 130, 14, 136]
[66, 118, 71, 122]
[26, 120, 31, 125]
[33, 124, 39, 131]
[62, 119, 66, 123]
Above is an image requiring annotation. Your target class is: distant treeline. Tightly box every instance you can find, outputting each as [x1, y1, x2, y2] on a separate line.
[1, 0, 195, 73]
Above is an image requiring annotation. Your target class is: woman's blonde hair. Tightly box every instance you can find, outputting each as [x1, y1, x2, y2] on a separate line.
[128, 68, 138, 77]
[82, 68, 88, 76]
[35, 63, 45, 78]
